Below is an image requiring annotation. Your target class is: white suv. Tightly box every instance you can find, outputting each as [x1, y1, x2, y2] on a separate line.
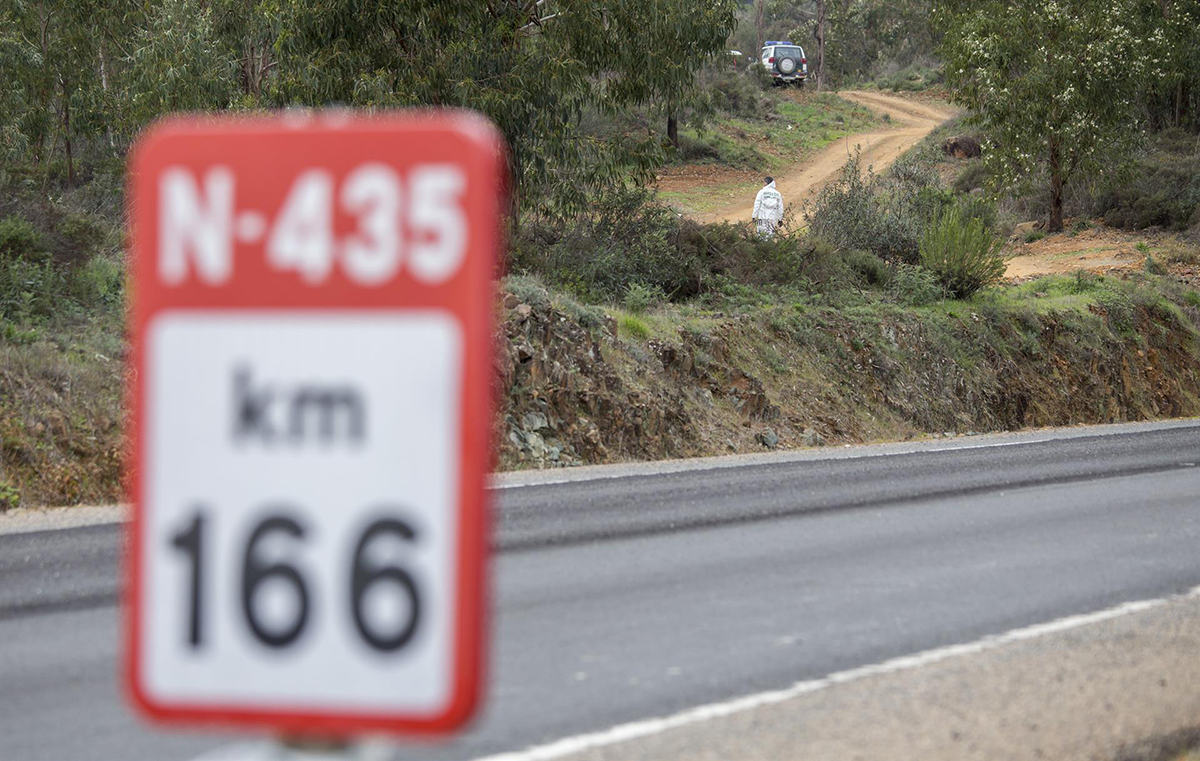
[759, 42, 808, 87]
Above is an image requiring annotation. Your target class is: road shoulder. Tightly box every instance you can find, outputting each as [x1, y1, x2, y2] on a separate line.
[487, 589, 1200, 761]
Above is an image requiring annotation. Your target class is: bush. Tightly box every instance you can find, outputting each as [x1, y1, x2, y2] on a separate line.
[919, 207, 1007, 299]
[0, 257, 66, 321]
[843, 249, 892, 287]
[953, 162, 988, 194]
[874, 61, 944, 92]
[0, 216, 46, 262]
[69, 256, 125, 307]
[956, 194, 999, 234]
[623, 282, 667, 313]
[890, 264, 945, 305]
[511, 187, 709, 302]
[699, 66, 771, 119]
[806, 154, 947, 265]
[1091, 128, 1200, 230]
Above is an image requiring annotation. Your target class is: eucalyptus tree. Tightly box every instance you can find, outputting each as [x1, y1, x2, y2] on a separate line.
[268, 0, 736, 217]
[939, 0, 1151, 231]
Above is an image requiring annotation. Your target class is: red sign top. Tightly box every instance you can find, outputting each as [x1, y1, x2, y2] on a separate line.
[130, 111, 505, 314]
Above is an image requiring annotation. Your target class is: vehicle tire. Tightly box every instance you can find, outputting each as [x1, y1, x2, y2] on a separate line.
[778, 57, 797, 75]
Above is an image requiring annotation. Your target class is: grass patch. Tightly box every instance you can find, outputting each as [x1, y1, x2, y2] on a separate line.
[617, 313, 651, 339]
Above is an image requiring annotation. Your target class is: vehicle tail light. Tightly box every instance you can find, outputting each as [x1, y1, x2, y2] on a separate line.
[768, 56, 775, 63]
[802, 58, 807, 64]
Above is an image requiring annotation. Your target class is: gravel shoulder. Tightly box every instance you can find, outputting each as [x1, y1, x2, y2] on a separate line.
[531, 589, 1200, 761]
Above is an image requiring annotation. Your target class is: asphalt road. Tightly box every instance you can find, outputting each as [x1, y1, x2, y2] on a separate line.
[3, 421, 1200, 761]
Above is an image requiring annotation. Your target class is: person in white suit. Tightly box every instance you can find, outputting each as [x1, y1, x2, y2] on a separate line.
[752, 176, 784, 238]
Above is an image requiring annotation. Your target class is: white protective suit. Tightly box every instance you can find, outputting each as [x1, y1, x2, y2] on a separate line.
[752, 180, 784, 238]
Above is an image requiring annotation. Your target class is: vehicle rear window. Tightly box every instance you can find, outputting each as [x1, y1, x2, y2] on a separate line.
[776, 47, 803, 58]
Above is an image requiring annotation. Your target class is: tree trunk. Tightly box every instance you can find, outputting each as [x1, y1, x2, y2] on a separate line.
[1176, 79, 1185, 128]
[816, 0, 827, 91]
[98, 45, 116, 151]
[1048, 139, 1065, 233]
[667, 112, 679, 150]
[754, 0, 765, 54]
[60, 76, 74, 188]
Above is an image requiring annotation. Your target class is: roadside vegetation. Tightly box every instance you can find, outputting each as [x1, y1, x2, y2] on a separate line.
[1, 0, 1199, 505]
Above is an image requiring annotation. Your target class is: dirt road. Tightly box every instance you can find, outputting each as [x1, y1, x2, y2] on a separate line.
[697, 90, 959, 224]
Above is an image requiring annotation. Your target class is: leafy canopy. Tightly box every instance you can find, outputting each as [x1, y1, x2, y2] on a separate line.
[938, 0, 1152, 229]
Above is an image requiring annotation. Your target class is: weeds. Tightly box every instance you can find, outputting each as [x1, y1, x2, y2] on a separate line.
[618, 314, 651, 339]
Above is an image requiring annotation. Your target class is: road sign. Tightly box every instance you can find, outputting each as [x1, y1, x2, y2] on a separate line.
[126, 112, 502, 736]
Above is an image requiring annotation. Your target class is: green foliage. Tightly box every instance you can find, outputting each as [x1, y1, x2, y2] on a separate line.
[122, 0, 238, 130]
[890, 263, 945, 305]
[270, 0, 737, 216]
[919, 207, 1006, 298]
[0, 217, 45, 261]
[1091, 129, 1200, 231]
[0, 482, 18, 512]
[624, 282, 667, 313]
[873, 60, 944, 92]
[0, 257, 66, 322]
[843, 249, 891, 287]
[511, 187, 709, 302]
[69, 256, 125, 307]
[1145, 255, 1169, 276]
[505, 274, 553, 310]
[806, 1, 940, 87]
[696, 66, 771, 120]
[806, 152, 949, 264]
[939, 0, 1151, 231]
[1024, 229, 1046, 244]
[618, 314, 651, 339]
[953, 162, 988, 194]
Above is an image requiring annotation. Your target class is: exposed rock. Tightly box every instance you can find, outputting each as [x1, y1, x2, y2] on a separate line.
[757, 428, 779, 449]
[522, 411, 549, 431]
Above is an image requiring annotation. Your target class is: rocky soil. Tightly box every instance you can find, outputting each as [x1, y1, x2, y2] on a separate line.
[496, 279, 1200, 470]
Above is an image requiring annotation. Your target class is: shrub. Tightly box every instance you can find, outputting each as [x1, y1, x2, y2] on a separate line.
[919, 207, 1007, 299]
[953, 162, 988, 194]
[956, 195, 998, 233]
[0, 257, 66, 321]
[1144, 255, 1169, 276]
[699, 66, 771, 119]
[874, 61, 944, 92]
[511, 187, 709, 303]
[1024, 229, 1046, 243]
[0, 216, 46, 262]
[623, 282, 667, 313]
[890, 264, 945, 305]
[843, 249, 892, 287]
[69, 256, 125, 308]
[1091, 128, 1200, 230]
[806, 153, 947, 264]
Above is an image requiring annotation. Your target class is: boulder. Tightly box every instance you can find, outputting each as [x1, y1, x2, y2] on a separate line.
[942, 135, 982, 159]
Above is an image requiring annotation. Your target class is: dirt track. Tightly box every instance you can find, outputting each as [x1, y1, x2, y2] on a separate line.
[698, 90, 959, 224]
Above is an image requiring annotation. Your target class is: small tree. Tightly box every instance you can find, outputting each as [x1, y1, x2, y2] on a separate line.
[939, 0, 1151, 231]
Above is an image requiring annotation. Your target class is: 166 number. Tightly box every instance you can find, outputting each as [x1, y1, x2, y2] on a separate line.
[170, 507, 422, 653]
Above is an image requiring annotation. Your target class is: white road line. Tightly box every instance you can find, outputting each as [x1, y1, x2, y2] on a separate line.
[471, 586, 1200, 761]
